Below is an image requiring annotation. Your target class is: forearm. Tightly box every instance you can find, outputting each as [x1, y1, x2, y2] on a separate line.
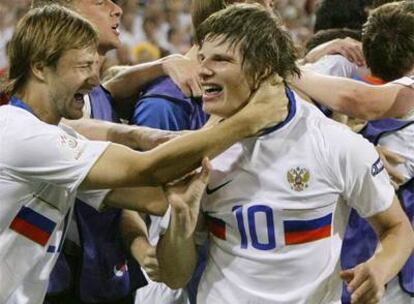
[140, 114, 253, 185]
[103, 60, 165, 101]
[370, 220, 414, 284]
[104, 187, 167, 215]
[290, 69, 401, 120]
[120, 210, 149, 252]
[64, 118, 174, 151]
[157, 209, 198, 289]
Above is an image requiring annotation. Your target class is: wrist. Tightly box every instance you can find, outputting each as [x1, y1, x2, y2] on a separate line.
[224, 112, 257, 138]
[131, 237, 151, 263]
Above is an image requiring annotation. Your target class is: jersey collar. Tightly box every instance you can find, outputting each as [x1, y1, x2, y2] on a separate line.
[9, 96, 35, 114]
[259, 86, 297, 136]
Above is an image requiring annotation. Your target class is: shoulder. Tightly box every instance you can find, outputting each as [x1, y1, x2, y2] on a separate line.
[297, 100, 375, 163]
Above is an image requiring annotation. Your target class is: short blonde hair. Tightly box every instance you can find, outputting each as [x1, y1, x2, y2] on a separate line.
[7, 4, 98, 95]
[31, 0, 74, 9]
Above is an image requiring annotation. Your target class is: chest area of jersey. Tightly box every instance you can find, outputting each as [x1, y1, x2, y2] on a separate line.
[203, 141, 339, 251]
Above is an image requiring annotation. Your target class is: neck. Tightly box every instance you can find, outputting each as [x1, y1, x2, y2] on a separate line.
[15, 81, 61, 125]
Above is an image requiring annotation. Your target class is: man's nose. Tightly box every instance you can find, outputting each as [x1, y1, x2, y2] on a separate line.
[110, 0, 123, 18]
[199, 64, 214, 78]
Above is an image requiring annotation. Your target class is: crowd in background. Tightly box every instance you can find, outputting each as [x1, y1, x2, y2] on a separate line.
[0, 0, 316, 73]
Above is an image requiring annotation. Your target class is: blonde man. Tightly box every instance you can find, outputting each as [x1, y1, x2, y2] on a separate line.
[0, 4, 289, 304]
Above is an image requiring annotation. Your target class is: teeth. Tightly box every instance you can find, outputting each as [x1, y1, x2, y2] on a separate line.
[203, 84, 222, 94]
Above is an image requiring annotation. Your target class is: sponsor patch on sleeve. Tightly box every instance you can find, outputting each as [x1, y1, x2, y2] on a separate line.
[371, 157, 385, 176]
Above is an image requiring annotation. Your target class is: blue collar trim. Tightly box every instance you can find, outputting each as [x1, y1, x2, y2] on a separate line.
[259, 86, 297, 136]
[9, 96, 34, 114]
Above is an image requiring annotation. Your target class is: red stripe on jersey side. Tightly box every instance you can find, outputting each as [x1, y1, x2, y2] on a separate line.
[285, 225, 331, 245]
[206, 216, 226, 240]
[10, 218, 51, 246]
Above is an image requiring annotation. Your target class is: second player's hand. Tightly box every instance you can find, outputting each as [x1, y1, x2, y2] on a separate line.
[376, 145, 405, 189]
[340, 261, 386, 304]
[132, 240, 161, 282]
[241, 75, 289, 135]
[304, 37, 365, 66]
[164, 158, 211, 238]
[161, 54, 202, 97]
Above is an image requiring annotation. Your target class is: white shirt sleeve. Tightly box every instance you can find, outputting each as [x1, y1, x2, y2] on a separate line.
[304, 54, 359, 78]
[76, 189, 111, 211]
[391, 75, 414, 88]
[325, 123, 395, 217]
[2, 108, 109, 193]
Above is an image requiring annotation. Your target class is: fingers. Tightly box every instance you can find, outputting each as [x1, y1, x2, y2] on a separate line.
[376, 146, 406, 186]
[347, 268, 367, 294]
[339, 38, 365, 66]
[340, 269, 354, 283]
[351, 280, 373, 303]
[161, 54, 203, 97]
[342, 264, 384, 304]
[379, 146, 405, 164]
[386, 165, 405, 187]
[138, 245, 161, 282]
[187, 77, 203, 98]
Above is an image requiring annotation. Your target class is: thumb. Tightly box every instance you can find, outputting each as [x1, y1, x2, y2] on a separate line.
[340, 269, 354, 283]
[187, 157, 211, 196]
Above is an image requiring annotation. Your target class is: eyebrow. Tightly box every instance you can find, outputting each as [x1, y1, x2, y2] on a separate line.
[76, 60, 95, 65]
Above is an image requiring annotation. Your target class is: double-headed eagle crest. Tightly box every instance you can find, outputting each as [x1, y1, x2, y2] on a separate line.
[287, 167, 310, 191]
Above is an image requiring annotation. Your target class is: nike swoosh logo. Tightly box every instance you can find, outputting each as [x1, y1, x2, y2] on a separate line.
[206, 180, 233, 195]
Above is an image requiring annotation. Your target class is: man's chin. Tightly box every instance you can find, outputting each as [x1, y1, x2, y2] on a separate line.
[64, 112, 83, 121]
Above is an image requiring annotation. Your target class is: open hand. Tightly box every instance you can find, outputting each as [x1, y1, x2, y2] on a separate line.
[241, 74, 289, 134]
[161, 54, 202, 97]
[340, 261, 386, 304]
[164, 158, 211, 238]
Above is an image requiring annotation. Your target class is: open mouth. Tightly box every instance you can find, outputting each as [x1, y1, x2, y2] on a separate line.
[112, 23, 120, 35]
[203, 84, 223, 99]
[73, 93, 85, 106]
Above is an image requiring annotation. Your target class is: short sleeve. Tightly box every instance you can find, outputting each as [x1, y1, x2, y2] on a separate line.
[329, 127, 394, 217]
[304, 54, 359, 78]
[2, 110, 109, 192]
[77, 188, 111, 211]
[391, 75, 414, 88]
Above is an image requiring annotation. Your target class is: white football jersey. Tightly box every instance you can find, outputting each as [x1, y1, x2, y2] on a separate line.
[198, 92, 394, 304]
[0, 105, 109, 304]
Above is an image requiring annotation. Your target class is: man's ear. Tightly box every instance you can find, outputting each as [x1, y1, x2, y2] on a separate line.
[31, 61, 47, 82]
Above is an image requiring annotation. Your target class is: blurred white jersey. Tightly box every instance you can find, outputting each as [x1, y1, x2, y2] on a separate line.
[198, 92, 394, 304]
[0, 105, 109, 304]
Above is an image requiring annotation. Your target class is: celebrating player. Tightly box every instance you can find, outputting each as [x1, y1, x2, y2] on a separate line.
[158, 4, 414, 304]
[0, 5, 289, 303]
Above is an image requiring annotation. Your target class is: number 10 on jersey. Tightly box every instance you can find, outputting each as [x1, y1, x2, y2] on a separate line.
[232, 204, 276, 250]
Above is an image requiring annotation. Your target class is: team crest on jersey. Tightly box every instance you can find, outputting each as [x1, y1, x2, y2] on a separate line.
[287, 167, 310, 191]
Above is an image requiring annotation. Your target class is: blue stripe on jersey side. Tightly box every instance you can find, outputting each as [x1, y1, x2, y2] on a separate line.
[284, 213, 332, 232]
[16, 206, 56, 234]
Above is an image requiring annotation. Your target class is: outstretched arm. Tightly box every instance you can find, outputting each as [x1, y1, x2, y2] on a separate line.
[104, 186, 167, 215]
[290, 69, 414, 120]
[81, 77, 289, 189]
[64, 118, 177, 151]
[103, 54, 202, 101]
